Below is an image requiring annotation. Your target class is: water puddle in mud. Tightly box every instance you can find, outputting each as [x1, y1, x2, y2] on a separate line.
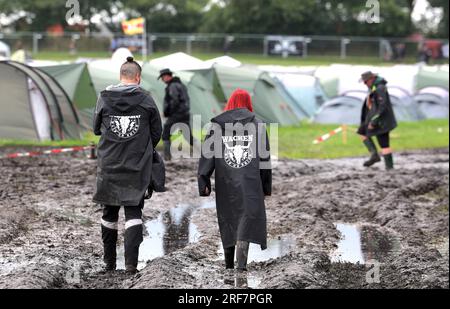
[117, 203, 207, 270]
[223, 272, 263, 289]
[217, 235, 297, 263]
[330, 223, 399, 264]
[330, 224, 365, 264]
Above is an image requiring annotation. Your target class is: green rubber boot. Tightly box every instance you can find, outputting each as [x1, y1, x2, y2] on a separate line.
[363, 139, 381, 167]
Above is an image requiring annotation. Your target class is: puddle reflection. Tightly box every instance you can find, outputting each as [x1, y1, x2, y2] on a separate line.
[330, 223, 399, 264]
[117, 203, 204, 270]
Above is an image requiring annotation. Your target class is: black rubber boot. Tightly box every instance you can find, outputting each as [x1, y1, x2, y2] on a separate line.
[164, 141, 172, 161]
[384, 154, 394, 170]
[236, 241, 249, 271]
[124, 224, 143, 275]
[224, 246, 235, 269]
[102, 226, 117, 272]
[363, 139, 381, 167]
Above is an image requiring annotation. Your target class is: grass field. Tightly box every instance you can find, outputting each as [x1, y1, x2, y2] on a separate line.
[1, 119, 448, 160]
[32, 51, 449, 67]
[277, 119, 449, 159]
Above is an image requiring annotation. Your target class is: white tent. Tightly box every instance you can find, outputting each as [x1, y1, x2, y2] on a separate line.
[149, 52, 209, 71]
[28, 79, 51, 140]
[111, 47, 133, 64]
[204, 56, 242, 68]
[0, 41, 11, 60]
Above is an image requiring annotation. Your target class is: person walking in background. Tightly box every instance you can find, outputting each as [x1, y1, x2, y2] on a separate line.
[198, 89, 272, 272]
[93, 57, 162, 274]
[358, 71, 398, 171]
[158, 68, 196, 161]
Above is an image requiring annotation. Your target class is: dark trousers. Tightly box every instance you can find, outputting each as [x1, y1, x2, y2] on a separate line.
[101, 199, 144, 268]
[376, 132, 390, 149]
[162, 116, 195, 146]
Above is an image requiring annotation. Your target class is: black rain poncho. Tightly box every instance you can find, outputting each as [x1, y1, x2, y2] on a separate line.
[198, 108, 272, 250]
[93, 84, 162, 206]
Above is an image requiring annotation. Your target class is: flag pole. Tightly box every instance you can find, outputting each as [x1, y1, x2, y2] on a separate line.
[142, 18, 148, 62]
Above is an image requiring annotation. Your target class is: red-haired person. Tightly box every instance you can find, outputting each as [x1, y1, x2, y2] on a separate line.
[198, 89, 272, 271]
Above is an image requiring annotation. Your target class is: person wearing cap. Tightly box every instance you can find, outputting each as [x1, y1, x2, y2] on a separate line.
[198, 89, 272, 272]
[93, 57, 162, 274]
[358, 71, 397, 170]
[158, 68, 195, 161]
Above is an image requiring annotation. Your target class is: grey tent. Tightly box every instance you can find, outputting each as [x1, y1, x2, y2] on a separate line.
[414, 87, 449, 119]
[313, 88, 423, 125]
[312, 93, 364, 125]
[0, 61, 81, 141]
[387, 87, 425, 121]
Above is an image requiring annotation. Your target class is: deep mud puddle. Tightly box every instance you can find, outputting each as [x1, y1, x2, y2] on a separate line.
[117, 204, 203, 270]
[216, 235, 297, 263]
[330, 223, 401, 264]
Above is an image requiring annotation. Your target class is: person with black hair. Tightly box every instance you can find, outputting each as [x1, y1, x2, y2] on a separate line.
[158, 68, 196, 161]
[93, 57, 162, 274]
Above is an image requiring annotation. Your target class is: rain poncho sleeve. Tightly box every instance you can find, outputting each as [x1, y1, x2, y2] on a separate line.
[260, 130, 272, 197]
[369, 84, 389, 127]
[93, 96, 105, 136]
[198, 131, 215, 197]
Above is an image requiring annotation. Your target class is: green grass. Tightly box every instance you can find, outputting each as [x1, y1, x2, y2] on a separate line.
[277, 119, 449, 159]
[1, 120, 448, 160]
[33, 51, 449, 66]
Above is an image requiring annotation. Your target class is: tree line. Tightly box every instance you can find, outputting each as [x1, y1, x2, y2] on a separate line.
[0, 0, 448, 38]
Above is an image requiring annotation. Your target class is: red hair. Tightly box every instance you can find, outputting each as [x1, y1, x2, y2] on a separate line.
[224, 89, 253, 112]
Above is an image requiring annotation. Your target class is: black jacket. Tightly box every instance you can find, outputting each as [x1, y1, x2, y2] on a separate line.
[198, 108, 272, 250]
[358, 77, 398, 137]
[163, 77, 190, 119]
[93, 85, 162, 206]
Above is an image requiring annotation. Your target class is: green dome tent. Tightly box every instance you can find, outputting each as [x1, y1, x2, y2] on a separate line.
[0, 61, 81, 141]
[213, 65, 301, 126]
[41, 63, 98, 129]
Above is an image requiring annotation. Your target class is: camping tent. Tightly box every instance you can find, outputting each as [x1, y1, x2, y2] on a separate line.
[387, 87, 425, 121]
[0, 61, 81, 141]
[312, 98, 359, 125]
[40, 63, 98, 129]
[313, 88, 424, 125]
[416, 66, 449, 91]
[312, 92, 364, 125]
[141, 64, 223, 125]
[149, 52, 210, 71]
[315, 68, 340, 98]
[204, 56, 242, 68]
[213, 65, 301, 125]
[414, 87, 449, 119]
[0, 41, 11, 60]
[272, 73, 328, 117]
[89, 62, 224, 125]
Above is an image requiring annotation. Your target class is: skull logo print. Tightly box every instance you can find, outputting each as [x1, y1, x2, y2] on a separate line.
[224, 137, 253, 169]
[110, 115, 141, 139]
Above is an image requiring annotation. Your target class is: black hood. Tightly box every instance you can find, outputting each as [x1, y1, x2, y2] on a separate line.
[169, 77, 182, 85]
[374, 76, 388, 87]
[212, 108, 256, 129]
[101, 87, 147, 114]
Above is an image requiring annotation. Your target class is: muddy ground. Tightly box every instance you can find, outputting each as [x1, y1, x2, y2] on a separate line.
[0, 147, 448, 289]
